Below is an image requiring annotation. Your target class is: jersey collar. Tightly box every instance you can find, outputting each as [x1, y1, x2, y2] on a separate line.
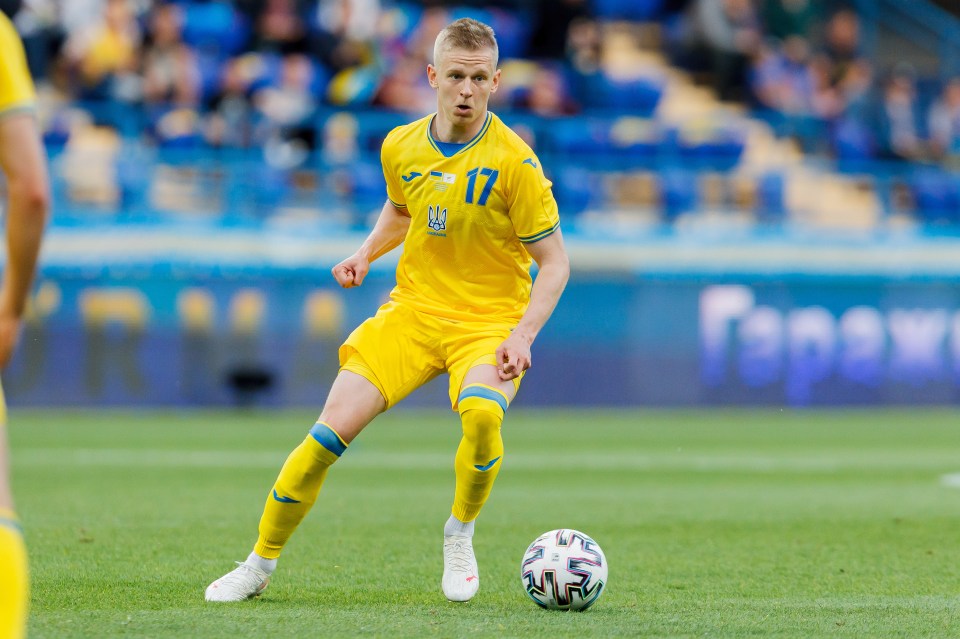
[426, 112, 493, 158]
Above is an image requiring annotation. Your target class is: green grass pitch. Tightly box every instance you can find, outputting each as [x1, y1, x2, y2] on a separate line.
[9, 408, 960, 637]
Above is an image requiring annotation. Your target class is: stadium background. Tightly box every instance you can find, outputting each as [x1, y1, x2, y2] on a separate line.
[5, 0, 960, 408]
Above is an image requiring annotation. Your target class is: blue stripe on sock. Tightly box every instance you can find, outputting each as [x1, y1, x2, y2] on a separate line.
[0, 516, 22, 534]
[458, 385, 508, 413]
[309, 422, 346, 456]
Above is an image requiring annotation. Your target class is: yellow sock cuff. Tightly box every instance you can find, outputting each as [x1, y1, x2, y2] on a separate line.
[308, 421, 348, 460]
[0, 509, 21, 534]
[458, 384, 508, 419]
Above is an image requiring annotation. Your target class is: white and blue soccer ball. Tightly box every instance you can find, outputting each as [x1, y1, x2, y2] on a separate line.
[520, 528, 608, 611]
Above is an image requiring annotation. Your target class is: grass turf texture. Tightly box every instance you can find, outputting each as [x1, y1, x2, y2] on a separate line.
[9, 408, 960, 638]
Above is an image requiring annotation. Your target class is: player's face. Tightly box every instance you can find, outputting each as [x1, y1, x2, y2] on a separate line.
[428, 45, 500, 136]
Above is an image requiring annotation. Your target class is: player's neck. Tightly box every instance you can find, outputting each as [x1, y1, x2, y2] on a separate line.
[432, 110, 487, 144]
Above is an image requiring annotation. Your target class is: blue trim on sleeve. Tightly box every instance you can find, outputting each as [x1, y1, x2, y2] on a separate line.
[309, 422, 347, 456]
[458, 385, 509, 412]
[519, 221, 560, 244]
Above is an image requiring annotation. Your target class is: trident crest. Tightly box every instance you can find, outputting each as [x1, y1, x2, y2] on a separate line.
[428, 205, 447, 231]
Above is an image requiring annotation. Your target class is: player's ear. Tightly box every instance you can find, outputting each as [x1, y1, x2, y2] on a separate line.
[427, 64, 438, 89]
[490, 68, 501, 93]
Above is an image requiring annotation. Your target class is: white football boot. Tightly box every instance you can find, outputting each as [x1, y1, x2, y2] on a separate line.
[204, 562, 270, 602]
[442, 535, 479, 602]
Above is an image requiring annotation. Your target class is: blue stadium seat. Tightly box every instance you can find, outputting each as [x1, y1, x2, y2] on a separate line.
[551, 166, 598, 216]
[579, 73, 665, 116]
[546, 118, 611, 159]
[755, 172, 786, 223]
[909, 169, 960, 225]
[677, 125, 746, 170]
[832, 116, 877, 168]
[592, 0, 665, 20]
[180, 1, 250, 57]
[609, 117, 669, 166]
[658, 169, 697, 221]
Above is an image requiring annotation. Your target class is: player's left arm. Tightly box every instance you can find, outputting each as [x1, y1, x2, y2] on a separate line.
[496, 229, 569, 381]
[0, 113, 50, 367]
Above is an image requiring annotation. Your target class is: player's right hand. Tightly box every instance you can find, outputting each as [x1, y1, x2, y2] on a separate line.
[332, 255, 369, 288]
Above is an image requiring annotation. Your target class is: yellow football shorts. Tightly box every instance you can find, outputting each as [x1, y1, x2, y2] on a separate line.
[339, 301, 523, 410]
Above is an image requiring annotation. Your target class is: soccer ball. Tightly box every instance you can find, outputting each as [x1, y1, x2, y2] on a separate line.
[520, 528, 608, 611]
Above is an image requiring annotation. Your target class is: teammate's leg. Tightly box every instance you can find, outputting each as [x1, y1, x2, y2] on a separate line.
[0, 427, 28, 639]
[205, 369, 385, 602]
[443, 363, 517, 602]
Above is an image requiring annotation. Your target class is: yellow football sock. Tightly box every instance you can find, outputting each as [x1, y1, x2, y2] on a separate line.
[254, 422, 347, 559]
[452, 384, 507, 523]
[0, 511, 28, 639]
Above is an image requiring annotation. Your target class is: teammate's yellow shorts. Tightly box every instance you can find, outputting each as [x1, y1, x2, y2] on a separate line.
[338, 301, 522, 410]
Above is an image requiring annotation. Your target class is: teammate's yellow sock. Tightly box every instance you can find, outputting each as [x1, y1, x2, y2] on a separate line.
[452, 384, 507, 522]
[254, 422, 347, 558]
[0, 510, 28, 639]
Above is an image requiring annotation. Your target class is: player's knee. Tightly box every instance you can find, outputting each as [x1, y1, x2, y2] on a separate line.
[458, 384, 507, 447]
[307, 421, 348, 460]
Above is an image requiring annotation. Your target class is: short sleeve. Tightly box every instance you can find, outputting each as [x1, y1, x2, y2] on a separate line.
[0, 15, 35, 117]
[507, 154, 560, 244]
[380, 129, 407, 212]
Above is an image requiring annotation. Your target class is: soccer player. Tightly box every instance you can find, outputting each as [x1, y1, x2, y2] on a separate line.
[0, 6, 51, 638]
[206, 17, 569, 603]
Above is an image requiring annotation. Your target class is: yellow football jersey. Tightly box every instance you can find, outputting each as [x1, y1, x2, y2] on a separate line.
[381, 112, 560, 323]
[0, 11, 34, 117]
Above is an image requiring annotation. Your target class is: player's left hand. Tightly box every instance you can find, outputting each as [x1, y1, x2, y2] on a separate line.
[496, 333, 532, 381]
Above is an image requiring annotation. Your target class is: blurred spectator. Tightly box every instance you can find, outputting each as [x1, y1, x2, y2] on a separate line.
[687, 0, 763, 102]
[311, 0, 380, 71]
[514, 65, 579, 117]
[254, 53, 316, 127]
[821, 8, 863, 89]
[566, 17, 601, 75]
[373, 52, 434, 113]
[10, 0, 65, 81]
[204, 54, 258, 148]
[528, 0, 588, 60]
[141, 3, 200, 107]
[253, 0, 309, 54]
[927, 77, 960, 162]
[253, 53, 317, 158]
[760, 0, 815, 40]
[63, 0, 141, 101]
[750, 35, 814, 115]
[876, 64, 924, 162]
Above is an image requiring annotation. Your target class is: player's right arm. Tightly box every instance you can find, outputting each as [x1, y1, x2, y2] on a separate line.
[0, 14, 50, 368]
[333, 125, 412, 288]
[331, 200, 410, 288]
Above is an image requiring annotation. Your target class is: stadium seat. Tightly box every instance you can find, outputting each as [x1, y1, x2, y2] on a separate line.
[551, 166, 599, 216]
[908, 169, 960, 225]
[579, 73, 665, 117]
[592, 0, 665, 20]
[755, 172, 787, 223]
[658, 169, 697, 221]
[180, 1, 249, 56]
[677, 124, 746, 171]
[546, 117, 611, 160]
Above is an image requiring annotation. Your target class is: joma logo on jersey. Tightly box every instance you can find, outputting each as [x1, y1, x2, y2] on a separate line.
[427, 204, 447, 236]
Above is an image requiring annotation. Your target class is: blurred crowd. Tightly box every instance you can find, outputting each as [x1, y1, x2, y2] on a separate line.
[669, 0, 960, 165]
[4, 0, 960, 166]
[8, 0, 609, 151]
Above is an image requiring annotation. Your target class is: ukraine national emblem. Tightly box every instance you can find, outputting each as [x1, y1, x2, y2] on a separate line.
[428, 204, 447, 232]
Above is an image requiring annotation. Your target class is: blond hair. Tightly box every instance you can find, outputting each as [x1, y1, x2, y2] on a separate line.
[433, 18, 499, 68]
